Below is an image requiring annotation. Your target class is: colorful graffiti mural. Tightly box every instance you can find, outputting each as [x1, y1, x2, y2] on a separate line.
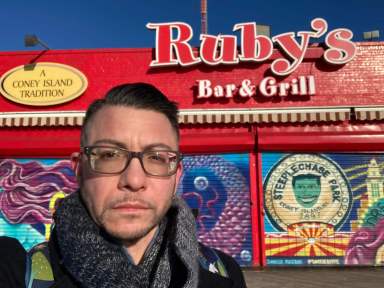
[0, 159, 78, 249]
[179, 154, 252, 266]
[263, 153, 384, 266]
[0, 154, 252, 266]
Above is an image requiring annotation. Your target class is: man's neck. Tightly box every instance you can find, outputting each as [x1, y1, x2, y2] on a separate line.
[123, 226, 159, 265]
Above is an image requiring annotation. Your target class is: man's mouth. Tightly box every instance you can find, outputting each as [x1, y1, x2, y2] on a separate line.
[112, 202, 150, 211]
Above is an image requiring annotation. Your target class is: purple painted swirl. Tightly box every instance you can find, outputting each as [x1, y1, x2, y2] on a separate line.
[0, 159, 78, 224]
[345, 218, 384, 265]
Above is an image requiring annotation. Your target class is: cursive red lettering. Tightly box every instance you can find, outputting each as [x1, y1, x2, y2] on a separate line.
[146, 22, 200, 66]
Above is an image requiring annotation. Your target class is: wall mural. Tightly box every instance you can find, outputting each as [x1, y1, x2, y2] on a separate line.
[178, 154, 252, 266]
[0, 159, 78, 250]
[0, 154, 252, 266]
[263, 153, 384, 266]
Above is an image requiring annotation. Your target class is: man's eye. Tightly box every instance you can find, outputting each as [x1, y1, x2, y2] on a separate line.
[147, 152, 168, 163]
[98, 150, 121, 160]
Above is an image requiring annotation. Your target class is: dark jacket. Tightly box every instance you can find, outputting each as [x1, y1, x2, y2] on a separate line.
[0, 235, 247, 288]
[0, 236, 27, 288]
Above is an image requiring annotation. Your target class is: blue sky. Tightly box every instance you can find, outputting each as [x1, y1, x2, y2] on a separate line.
[1, 0, 383, 51]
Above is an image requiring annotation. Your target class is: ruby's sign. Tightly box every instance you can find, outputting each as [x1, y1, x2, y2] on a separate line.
[147, 18, 356, 76]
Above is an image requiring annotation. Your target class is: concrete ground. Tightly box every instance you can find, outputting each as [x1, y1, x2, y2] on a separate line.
[242, 267, 384, 288]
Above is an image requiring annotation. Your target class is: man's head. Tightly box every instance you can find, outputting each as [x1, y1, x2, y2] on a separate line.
[72, 83, 182, 245]
[292, 174, 321, 208]
[80, 83, 180, 146]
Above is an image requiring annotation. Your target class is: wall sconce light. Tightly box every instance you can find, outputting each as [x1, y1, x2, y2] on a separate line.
[24, 34, 50, 50]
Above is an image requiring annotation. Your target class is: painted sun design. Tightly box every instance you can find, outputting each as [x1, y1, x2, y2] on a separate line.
[265, 222, 350, 257]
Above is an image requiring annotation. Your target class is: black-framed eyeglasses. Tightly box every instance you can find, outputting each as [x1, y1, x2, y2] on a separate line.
[82, 146, 182, 177]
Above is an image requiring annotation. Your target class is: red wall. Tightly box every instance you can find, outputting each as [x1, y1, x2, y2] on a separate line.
[0, 42, 383, 114]
[1, 43, 384, 267]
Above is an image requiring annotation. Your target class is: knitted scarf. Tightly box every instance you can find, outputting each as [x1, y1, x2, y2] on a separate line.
[54, 192, 199, 288]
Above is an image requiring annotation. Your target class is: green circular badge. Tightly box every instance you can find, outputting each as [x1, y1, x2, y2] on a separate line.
[264, 154, 352, 231]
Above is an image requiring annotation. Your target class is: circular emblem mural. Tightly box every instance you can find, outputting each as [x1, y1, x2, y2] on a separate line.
[264, 154, 352, 231]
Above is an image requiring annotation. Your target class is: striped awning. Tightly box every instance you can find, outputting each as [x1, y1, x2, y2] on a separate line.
[0, 111, 85, 127]
[355, 107, 384, 121]
[179, 107, 351, 124]
[2, 106, 382, 127]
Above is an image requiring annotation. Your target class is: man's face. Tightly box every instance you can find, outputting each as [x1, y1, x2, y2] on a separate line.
[293, 177, 321, 208]
[73, 106, 182, 243]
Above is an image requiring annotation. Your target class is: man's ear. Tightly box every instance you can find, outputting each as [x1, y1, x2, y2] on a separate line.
[70, 152, 81, 180]
[173, 162, 183, 196]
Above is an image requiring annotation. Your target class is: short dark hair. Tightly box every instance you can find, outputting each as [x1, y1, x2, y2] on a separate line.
[81, 83, 179, 146]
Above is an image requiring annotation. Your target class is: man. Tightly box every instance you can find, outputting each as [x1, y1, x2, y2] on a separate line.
[1, 83, 246, 287]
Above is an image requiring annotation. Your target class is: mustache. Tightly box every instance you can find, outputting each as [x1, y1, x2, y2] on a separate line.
[107, 196, 154, 210]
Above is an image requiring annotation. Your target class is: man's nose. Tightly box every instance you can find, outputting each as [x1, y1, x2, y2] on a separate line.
[117, 157, 146, 192]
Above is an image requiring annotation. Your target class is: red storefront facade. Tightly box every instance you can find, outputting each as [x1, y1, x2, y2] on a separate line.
[1, 41, 384, 267]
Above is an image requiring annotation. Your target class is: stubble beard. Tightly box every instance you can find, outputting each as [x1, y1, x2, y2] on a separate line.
[99, 208, 163, 243]
[98, 194, 174, 243]
[79, 171, 178, 244]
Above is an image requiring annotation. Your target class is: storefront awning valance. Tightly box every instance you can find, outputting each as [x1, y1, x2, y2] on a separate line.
[0, 111, 85, 127]
[179, 108, 351, 124]
[2, 106, 384, 127]
[355, 107, 384, 121]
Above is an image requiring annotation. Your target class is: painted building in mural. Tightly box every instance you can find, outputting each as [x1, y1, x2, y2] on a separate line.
[0, 19, 384, 267]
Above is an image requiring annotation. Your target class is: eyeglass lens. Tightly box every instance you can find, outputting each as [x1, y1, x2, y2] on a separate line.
[87, 146, 179, 176]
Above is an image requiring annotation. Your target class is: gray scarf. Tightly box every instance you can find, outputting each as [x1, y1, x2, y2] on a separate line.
[54, 192, 199, 288]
